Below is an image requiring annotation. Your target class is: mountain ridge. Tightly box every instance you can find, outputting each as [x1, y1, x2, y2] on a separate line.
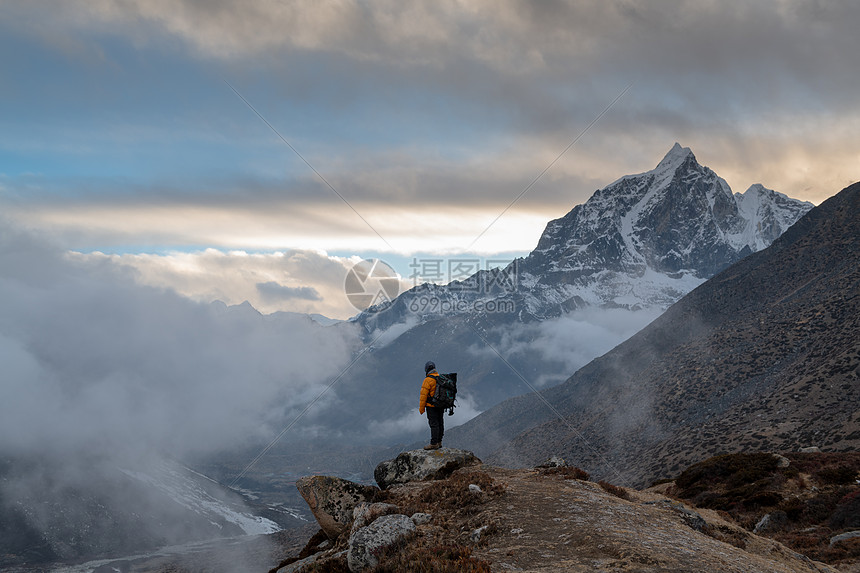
[357, 143, 812, 335]
[446, 181, 860, 487]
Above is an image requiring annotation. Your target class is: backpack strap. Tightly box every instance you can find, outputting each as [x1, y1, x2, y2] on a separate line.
[427, 373, 439, 405]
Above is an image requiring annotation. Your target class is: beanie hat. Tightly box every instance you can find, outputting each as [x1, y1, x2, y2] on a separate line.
[424, 361, 436, 374]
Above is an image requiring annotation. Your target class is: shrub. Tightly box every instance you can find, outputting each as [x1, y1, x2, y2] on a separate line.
[539, 466, 590, 481]
[417, 471, 505, 515]
[786, 452, 860, 477]
[830, 490, 860, 529]
[306, 555, 350, 573]
[815, 465, 858, 485]
[598, 480, 630, 500]
[803, 493, 843, 524]
[745, 491, 784, 507]
[778, 498, 806, 521]
[372, 543, 492, 573]
[675, 453, 779, 495]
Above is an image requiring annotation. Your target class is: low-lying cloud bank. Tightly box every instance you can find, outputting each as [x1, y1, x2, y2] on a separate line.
[0, 222, 382, 564]
[470, 306, 664, 389]
[1, 230, 362, 461]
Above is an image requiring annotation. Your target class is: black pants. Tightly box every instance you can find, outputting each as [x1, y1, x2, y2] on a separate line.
[426, 406, 445, 445]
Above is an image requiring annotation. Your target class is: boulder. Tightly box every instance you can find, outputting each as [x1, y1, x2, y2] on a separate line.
[535, 455, 567, 468]
[350, 502, 400, 535]
[676, 507, 707, 532]
[347, 514, 416, 572]
[410, 512, 432, 526]
[754, 511, 788, 534]
[470, 525, 489, 542]
[652, 500, 708, 532]
[374, 448, 480, 489]
[296, 475, 379, 539]
[830, 530, 860, 546]
[274, 553, 318, 573]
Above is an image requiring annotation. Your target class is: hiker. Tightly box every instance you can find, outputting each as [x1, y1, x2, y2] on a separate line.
[419, 360, 444, 450]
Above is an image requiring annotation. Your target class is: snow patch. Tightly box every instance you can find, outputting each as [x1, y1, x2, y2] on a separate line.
[118, 461, 280, 536]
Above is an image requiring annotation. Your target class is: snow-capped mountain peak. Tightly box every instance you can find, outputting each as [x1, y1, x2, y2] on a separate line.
[654, 141, 694, 173]
[356, 144, 813, 332]
[734, 183, 814, 251]
[512, 145, 814, 315]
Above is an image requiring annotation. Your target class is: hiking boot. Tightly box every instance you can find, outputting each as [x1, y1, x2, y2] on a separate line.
[423, 443, 437, 450]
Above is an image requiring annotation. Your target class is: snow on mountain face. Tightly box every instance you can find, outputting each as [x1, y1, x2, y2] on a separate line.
[735, 183, 814, 251]
[516, 143, 813, 314]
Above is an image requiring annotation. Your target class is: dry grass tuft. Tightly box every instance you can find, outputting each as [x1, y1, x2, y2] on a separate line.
[371, 541, 493, 573]
[539, 466, 591, 481]
[597, 480, 630, 500]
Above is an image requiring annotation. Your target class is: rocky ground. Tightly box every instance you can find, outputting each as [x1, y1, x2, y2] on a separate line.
[656, 451, 860, 573]
[268, 449, 857, 573]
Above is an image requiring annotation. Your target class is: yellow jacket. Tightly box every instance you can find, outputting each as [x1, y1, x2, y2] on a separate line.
[419, 370, 439, 414]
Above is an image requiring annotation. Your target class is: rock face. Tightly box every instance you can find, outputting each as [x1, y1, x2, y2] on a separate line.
[374, 448, 480, 489]
[295, 476, 378, 539]
[516, 144, 812, 315]
[347, 514, 416, 572]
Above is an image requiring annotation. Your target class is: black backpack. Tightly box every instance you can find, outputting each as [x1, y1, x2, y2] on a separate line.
[429, 372, 457, 410]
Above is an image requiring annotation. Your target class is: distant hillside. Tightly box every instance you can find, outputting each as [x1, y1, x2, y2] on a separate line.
[447, 181, 860, 487]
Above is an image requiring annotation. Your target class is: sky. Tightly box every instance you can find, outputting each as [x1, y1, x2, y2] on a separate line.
[2, 0, 860, 319]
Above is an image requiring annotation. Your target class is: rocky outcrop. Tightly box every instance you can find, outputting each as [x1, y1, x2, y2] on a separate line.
[295, 475, 378, 539]
[350, 502, 399, 535]
[829, 531, 860, 547]
[374, 448, 479, 489]
[275, 458, 854, 573]
[754, 511, 788, 534]
[347, 514, 416, 572]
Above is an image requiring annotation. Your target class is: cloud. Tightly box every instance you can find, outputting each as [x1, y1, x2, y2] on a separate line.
[367, 393, 484, 441]
[0, 221, 377, 561]
[2, 0, 859, 265]
[65, 248, 375, 319]
[256, 281, 321, 302]
[0, 223, 363, 461]
[472, 306, 664, 388]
